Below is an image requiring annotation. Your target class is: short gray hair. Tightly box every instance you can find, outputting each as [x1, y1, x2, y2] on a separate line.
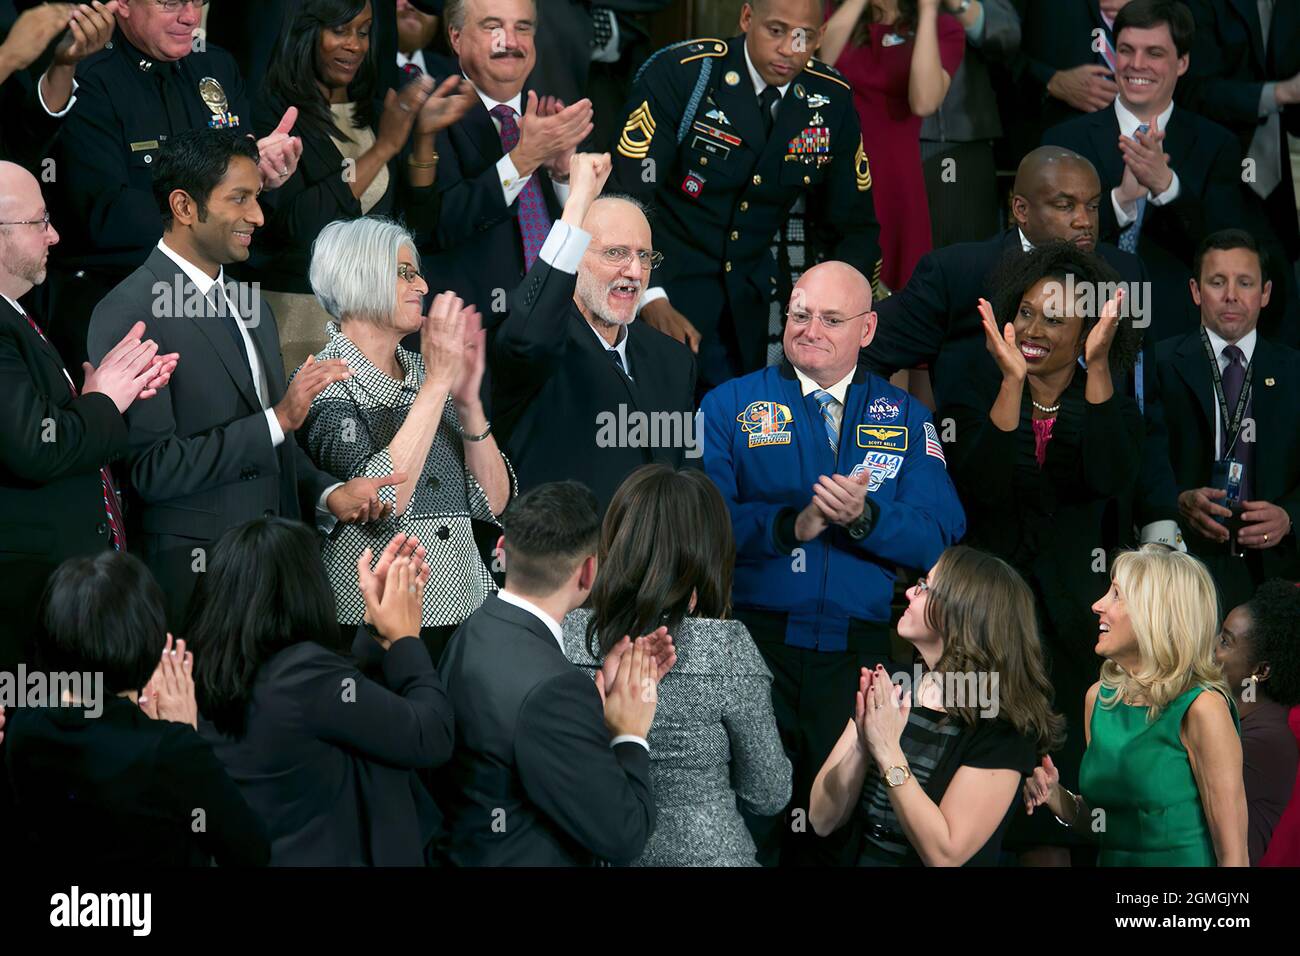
[444, 0, 538, 32]
[309, 217, 418, 325]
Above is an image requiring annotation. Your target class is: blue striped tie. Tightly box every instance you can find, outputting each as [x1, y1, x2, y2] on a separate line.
[813, 389, 840, 458]
[1118, 124, 1149, 254]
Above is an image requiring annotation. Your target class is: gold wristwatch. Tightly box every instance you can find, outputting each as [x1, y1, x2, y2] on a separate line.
[884, 764, 911, 788]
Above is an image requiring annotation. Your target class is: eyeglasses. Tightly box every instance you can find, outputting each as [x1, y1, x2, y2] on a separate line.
[0, 213, 51, 231]
[397, 263, 424, 283]
[915, 575, 930, 594]
[785, 308, 871, 330]
[153, 0, 209, 12]
[590, 245, 664, 270]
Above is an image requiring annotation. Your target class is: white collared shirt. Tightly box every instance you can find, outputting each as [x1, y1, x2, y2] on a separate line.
[469, 79, 571, 210]
[396, 50, 428, 75]
[1204, 325, 1258, 457]
[1018, 227, 1034, 252]
[497, 588, 565, 650]
[1111, 97, 1180, 227]
[794, 365, 854, 437]
[155, 239, 285, 448]
[587, 321, 632, 379]
[743, 40, 792, 102]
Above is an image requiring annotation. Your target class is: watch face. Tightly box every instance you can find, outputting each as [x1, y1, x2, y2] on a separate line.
[886, 766, 907, 787]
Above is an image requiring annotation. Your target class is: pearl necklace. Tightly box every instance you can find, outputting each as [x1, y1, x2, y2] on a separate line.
[1032, 400, 1061, 415]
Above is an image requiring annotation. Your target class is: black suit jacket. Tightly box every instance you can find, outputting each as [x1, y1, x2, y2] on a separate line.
[862, 228, 1181, 529]
[200, 631, 454, 866]
[0, 297, 128, 666]
[249, 92, 441, 294]
[1177, 0, 1300, 254]
[1041, 104, 1297, 344]
[423, 74, 564, 316]
[490, 256, 697, 513]
[436, 595, 655, 866]
[1154, 329, 1300, 604]
[86, 247, 337, 625]
[4, 696, 268, 867]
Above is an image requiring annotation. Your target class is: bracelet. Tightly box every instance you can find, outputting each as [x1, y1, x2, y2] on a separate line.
[408, 154, 439, 168]
[461, 422, 492, 442]
[1053, 787, 1082, 828]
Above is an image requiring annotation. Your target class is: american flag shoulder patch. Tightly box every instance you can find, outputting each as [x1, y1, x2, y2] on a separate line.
[924, 421, 946, 465]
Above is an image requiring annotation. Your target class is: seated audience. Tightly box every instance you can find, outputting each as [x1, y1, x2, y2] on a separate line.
[942, 241, 1142, 864]
[1156, 229, 1300, 613]
[821, 0, 965, 291]
[562, 463, 791, 866]
[302, 216, 514, 661]
[810, 545, 1063, 866]
[700, 259, 965, 866]
[1025, 545, 1250, 866]
[491, 152, 696, 513]
[192, 518, 454, 866]
[1215, 578, 1300, 864]
[4, 551, 268, 867]
[438, 481, 672, 866]
[255, 0, 476, 373]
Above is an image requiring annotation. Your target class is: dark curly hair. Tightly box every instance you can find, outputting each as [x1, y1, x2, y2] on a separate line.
[1244, 579, 1300, 707]
[989, 240, 1144, 373]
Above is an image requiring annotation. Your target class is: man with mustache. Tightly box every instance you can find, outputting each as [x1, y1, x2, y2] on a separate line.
[862, 145, 1186, 552]
[490, 152, 696, 513]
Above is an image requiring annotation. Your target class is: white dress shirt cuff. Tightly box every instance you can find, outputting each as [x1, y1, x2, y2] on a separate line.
[1262, 82, 1282, 116]
[37, 71, 77, 117]
[264, 408, 285, 447]
[316, 483, 344, 534]
[538, 219, 591, 273]
[642, 287, 669, 306]
[498, 153, 529, 206]
[1149, 171, 1180, 206]
[1140, 519, 1187, 552]
[1111, 188, 1139, 228]
[610, 734, 650, 752]
[551, 178, 571, 208]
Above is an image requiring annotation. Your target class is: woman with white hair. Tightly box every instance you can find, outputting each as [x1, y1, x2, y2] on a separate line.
[1023, 545, 1249, 866]
[302, 216, 514, 659]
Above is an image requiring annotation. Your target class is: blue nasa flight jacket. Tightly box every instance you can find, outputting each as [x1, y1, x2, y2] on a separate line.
[701, 362, 966, 652]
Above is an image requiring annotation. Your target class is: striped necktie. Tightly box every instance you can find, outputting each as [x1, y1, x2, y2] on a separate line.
[1118, 124, 1149, 254]
[812, 388, 840, 458]
[22, 308, 127, 551]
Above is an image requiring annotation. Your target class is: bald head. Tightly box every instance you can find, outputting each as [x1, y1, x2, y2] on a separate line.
[0, 161, 58, 298]
[1011, 147, 1104, 251]
[783, 260, 875, 386]
[575, 195, 654, 330]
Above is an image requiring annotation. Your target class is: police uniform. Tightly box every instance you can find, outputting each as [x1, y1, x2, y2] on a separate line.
[700, 360, 965, 864]
[610, 37, 884, 388]
[44, 29, 250, 373]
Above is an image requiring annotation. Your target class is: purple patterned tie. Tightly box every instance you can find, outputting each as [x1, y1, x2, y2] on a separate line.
[1220, 344, 1254, 501]
[491, 103, 552, 271]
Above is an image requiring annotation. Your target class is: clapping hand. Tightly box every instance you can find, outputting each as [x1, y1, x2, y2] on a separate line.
[82, 321, 180, 413]
[596, 626, 676, 703]
[0, 3, 72, 74]
[449, 303, 487, 410]
[1118, 115, 1173, 196]
[855, 664, 910, 766]
[979, 297, 1026, 382]
[51, 1, 118, 67]
[139, 633, 197, 730]
[598, 636, 659, 739]
[327, 472, 409, 524]
[357, 533, 431, 647]
[1023, 755, 1060, 815]
[416, 74, 477, 136]
[420, 291, 468, 390]
[1083, 288, 1124, 370]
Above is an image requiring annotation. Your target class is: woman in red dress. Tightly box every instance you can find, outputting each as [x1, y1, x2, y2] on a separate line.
[822, 0, 965, 292]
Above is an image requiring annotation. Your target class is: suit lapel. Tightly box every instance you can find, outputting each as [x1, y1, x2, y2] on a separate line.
[1171, 330, 1216, 437]
[1230, 0, 1266, 69]
[570, 307, 643, 409]
[456, 98, 506, 170]
[1247, 337, 1278, 495]
[1089, 108, 1125, 186]
[0, 298, 74, 398]
[482, 594, 563, 654]
[1163, 107, 1194, 172]
[711, 43, 766, 159]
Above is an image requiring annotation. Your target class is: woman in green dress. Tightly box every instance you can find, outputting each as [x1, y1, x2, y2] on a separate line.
[1022, 545, 1249, 866]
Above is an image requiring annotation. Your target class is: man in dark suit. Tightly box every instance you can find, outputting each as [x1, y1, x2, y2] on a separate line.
[863, 145, 1186, 548]
[1157, 228, 1300, 612]
[607, 0, 884, 391]
[491, 152, 696, 513]
[437, 480, 669, 866]
[44, 0, 303, 378]
[424, 0, 591, 318]
[1042, 0, 1296, 345]
[395, 0, 453, 79]
[86, 130, 395, 626]
[0, 159, 175, 667]
[1177, 0, 1300, 261]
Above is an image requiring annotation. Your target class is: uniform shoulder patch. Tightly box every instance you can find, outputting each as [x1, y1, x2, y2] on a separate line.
[800, 58, 851, 92]
[854, 135, 872, 192]
[678, 38, 728, 64]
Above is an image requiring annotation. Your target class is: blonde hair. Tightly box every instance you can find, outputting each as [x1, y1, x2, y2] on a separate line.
[1100, 545, 1229, 721]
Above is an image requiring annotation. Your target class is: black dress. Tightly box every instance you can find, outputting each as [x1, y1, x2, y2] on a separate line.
[940, 368, 1143, 846]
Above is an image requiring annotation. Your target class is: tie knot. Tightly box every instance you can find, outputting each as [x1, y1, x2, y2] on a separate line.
[1136, 123, 1150, 135]
[813, 388, 837, 409]
[490, 104, 517, 123]
[1223, 344, 1244, 366]
[759, 85, 781, 110]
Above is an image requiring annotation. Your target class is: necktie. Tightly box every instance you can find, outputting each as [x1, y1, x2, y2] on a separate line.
[1096, 26, 1118, 74]
[491, 104, 552, 271]
[1247, 0, 1282, 198]
[590, 6, 615, 48]
[1220, 344, 1254, 500]
[1118, 123, 1149, 254]
[758, 84, 781, 139]
[22, 309, 127, 551]
[812, 388, 840, 459]
[607, 347, 627, 375]
[156, 64, 189, 136]
[401, 60, 423, 78]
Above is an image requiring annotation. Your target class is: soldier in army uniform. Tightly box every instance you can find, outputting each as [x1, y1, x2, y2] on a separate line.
[42, 0, 312, 374]
[609, 0, 883, 391]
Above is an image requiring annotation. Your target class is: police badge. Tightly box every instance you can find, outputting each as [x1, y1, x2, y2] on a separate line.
[199, 77, 239, 129]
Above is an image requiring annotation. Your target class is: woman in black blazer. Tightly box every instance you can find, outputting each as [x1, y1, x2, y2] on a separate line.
[3, 552, 268, 867]
[938, 241, 1144, 863]
[252, 0, 475, 373]
[189, 517, 454, 866]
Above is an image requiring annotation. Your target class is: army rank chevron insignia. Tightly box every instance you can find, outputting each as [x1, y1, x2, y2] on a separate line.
[854, 135, 872, 192]
[618, 101, 656, 160]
